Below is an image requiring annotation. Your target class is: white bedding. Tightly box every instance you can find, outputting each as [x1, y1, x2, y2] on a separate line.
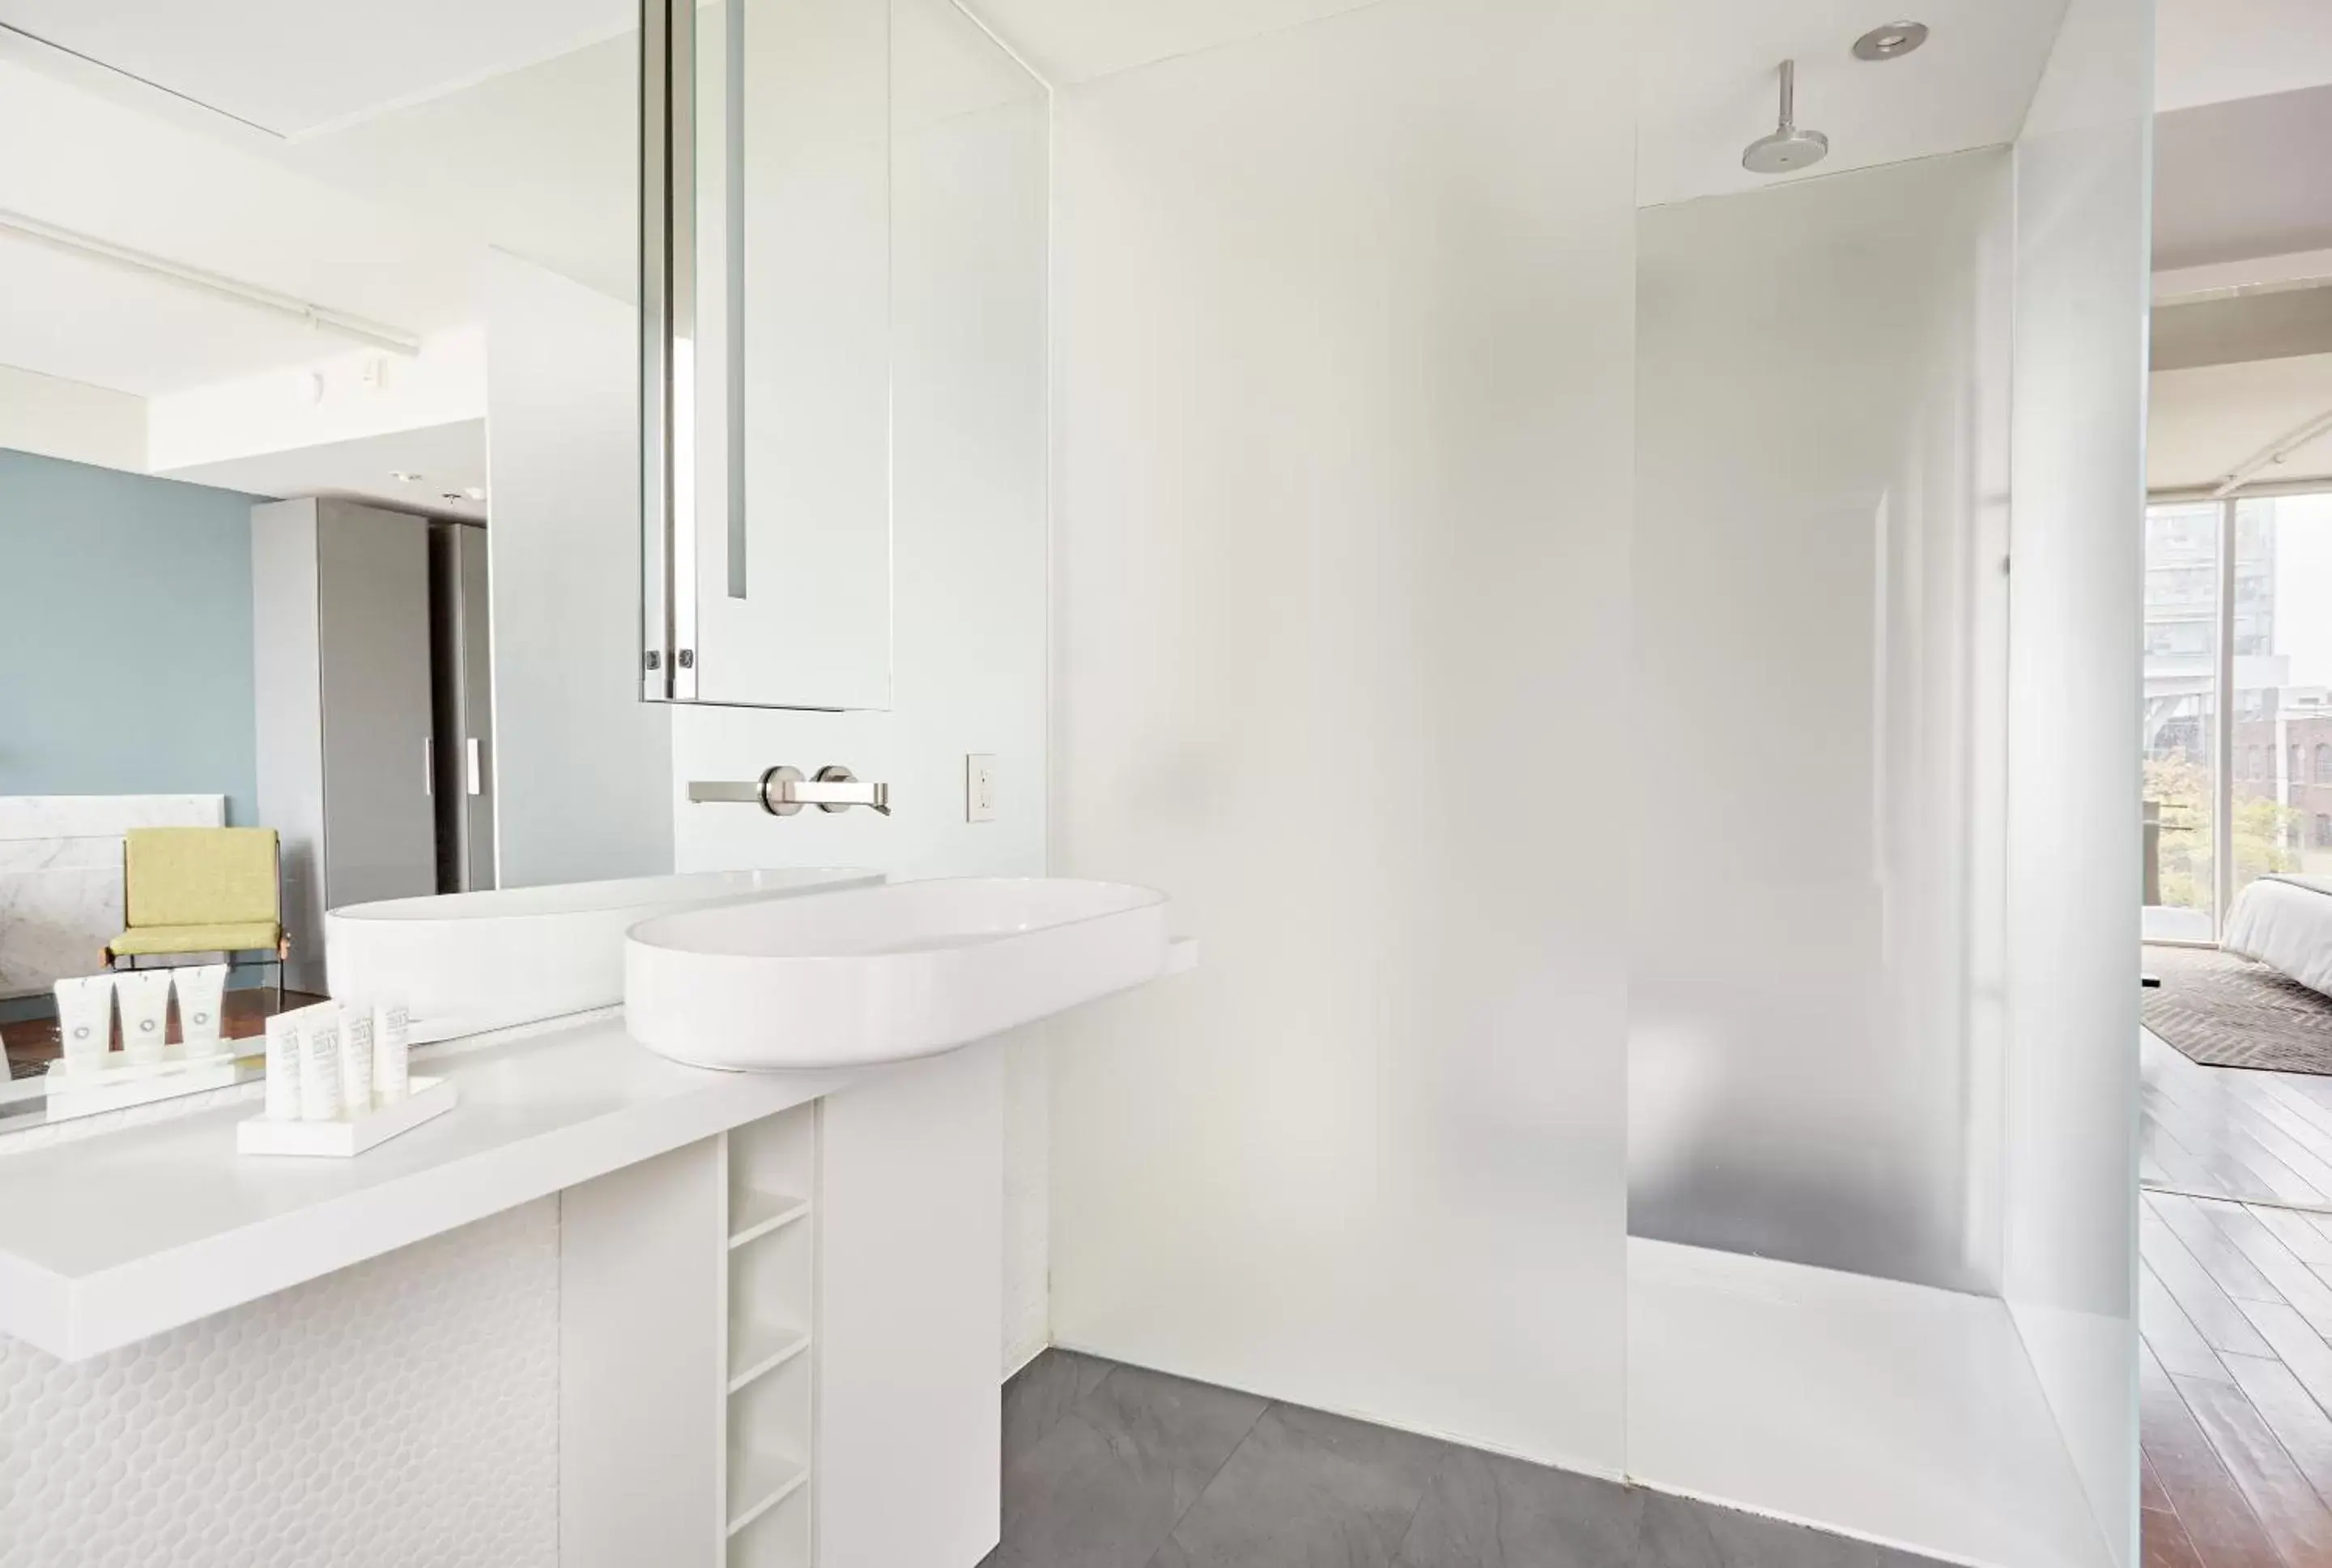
[2223, 875, 2332, 997]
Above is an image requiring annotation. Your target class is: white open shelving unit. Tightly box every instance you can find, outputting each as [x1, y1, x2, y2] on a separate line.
[544, 1035, 1003, 1568]
[722, 1105, 819, 1568]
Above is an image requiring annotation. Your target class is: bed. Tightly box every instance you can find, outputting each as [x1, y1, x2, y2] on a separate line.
[2223, 874, 2332, 998]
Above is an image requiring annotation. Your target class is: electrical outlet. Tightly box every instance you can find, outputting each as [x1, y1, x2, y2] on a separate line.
[966, 754, 998, 822]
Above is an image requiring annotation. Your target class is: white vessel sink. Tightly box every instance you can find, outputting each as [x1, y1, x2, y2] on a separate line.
[326, 868, 882, 1042]
[623, 877, 1173, 1070]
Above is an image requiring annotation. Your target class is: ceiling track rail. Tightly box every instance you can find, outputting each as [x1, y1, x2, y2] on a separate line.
[2211, 402, 2332, 498]
[0, 206, 423, 357]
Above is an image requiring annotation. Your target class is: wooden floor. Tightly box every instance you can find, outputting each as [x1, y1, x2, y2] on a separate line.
[2146, 1030, 2332, 1211]
[2143, 1030, 2332, 1566]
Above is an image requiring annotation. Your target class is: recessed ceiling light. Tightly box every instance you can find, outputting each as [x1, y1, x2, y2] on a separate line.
[389, 470, 424, 483]
[463, 486, 487, 503]
[1853, 20, 1929, 61]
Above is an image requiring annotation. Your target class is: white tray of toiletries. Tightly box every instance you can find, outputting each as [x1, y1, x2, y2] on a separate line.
[236, 1076, 455, 1157]
[236, 998, 454, 1158]
[45, 965, 245, 1119]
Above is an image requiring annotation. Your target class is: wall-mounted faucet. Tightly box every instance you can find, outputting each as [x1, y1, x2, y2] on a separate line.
[687, 765, 892, 817]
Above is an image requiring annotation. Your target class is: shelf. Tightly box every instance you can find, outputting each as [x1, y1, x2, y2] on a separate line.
[726, 1452, 809, 1538]
[728, 1188, 811, 1250]
[728, 1321, 811, 1394]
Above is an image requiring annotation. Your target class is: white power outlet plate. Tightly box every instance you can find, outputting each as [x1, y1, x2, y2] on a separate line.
[966, 754, 998, 822]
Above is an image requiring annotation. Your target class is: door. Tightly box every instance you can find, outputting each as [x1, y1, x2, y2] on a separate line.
[453, 524, 496, 890]
[318, 501, 438, 911]
[431, 521, 498, 892]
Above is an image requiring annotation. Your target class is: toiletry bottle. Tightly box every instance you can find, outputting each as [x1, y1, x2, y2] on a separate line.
[299, 1005, 344, 1122]
[173, 963, 230, 1056]
[262, 1011, 302, 1121]
[373, 999, 411, 1103]
[341, 1005, 376, 1116]
[53, 975, 116, 1070]
[114, 971, 174, 1067]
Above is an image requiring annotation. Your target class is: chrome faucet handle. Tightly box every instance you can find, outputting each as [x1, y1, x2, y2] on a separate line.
[791, 765, 892, 816]
[685, 764, 890, 818]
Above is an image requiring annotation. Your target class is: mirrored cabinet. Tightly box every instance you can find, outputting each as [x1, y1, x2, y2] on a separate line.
[642, 0, 894, 712]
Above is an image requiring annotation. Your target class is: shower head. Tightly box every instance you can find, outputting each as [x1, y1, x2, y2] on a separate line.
[1742, 59, 1829, 175]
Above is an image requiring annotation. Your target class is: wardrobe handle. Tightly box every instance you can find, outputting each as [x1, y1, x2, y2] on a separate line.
[466, 737, 483, 797]
[424, 736, 434, 797]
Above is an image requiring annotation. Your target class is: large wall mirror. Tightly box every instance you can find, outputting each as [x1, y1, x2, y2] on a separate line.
[0, 0, 1035, 1128]
[0, 1, 639, 1125]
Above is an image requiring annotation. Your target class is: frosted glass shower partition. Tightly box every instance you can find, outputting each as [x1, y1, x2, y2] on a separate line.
[2004, 0, 2154, 1558]
[1627, 2, 2150, 1563]
[1630, 148, 2015, 1293]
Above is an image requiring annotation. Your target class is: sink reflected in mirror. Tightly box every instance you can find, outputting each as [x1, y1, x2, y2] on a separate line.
[328, 868, 883, 1043]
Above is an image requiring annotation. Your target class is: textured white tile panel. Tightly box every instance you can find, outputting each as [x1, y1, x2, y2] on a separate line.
[0, 1200, 559, 1568]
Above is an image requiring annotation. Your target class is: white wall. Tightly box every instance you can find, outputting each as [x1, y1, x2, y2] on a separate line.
[0, 362, 143, 470]
[2005, 0, 2154, 1561]
[486, 251, 674, 888]
[670, 0, 1053, 1370]
[1047, 0, 1636, 1472]
[1630, 150, 2015, 1293]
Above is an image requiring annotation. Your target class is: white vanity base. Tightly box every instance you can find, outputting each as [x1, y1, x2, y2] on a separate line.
[0, 1011, 1008, 1568]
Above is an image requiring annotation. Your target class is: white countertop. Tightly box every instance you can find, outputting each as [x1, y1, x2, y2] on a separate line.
[0, 1013, 858, 1362]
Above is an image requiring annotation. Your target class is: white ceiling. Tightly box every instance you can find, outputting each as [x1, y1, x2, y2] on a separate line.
[966, 0, 2070, 207]
[0, 54, 476, 396]
[277, 30, 638, 306]
[0, 230, 394, 398]
[2151, 353, 2332, 493]
[2145, 0, 2332, 491]
[158, 419, 489, 521]
[2155, 83, 2332, 273]
[2157, 0, 2332, 113]
[0, 0, 628, 138]
[962, 0, 1383, 87]
[1635, 0, 2067, 207]
[0, 1, 628, 520]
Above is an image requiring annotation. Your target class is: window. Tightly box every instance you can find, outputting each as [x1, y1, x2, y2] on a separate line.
[2145, 493, 2332, 941]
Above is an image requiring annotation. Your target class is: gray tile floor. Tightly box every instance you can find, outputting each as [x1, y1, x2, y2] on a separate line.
[988, 1349, 1950, 1568]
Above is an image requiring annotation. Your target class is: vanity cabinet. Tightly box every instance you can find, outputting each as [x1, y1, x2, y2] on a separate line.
[560, 1044, 1002, 1568]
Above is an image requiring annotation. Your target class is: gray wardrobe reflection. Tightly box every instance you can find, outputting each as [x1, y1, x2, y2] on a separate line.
[253, 498, 495, 994]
